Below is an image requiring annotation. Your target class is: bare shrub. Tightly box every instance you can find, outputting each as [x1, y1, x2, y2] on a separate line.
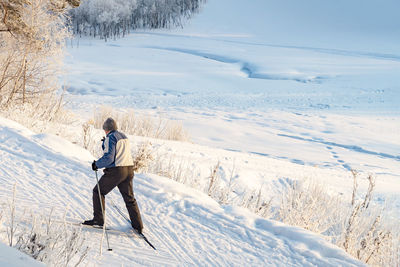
[0, 90, 74, 133]
[274, 172, 399, 266]
[6, 184, 17, 247]
[218, 161, 237, 205]
[92, 106, 190, 141]
[351, 169, 358, 206]
[207, 161, 220, 197]
[163, 121, 189, 141]
[339, 173, 396, 266]
[256, 198, 273, 218]
[343, 174, 376, 251]
[132, 141, 154, 172]
[277, 179, 343, 235]
[1, 186, 89, 265]
[82, 119, 95, 150]
[15, 213, 89, 266]
[147, 151, 197, 185]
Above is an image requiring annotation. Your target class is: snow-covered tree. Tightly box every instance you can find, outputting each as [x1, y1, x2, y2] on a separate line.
[0, 0, 78, 111]
[69, 0, 206, 40]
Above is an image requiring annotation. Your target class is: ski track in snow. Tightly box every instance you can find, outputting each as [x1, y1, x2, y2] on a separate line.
[0, 118, 365, 266]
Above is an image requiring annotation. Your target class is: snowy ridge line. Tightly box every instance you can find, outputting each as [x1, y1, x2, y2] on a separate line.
[0, 126, 91, 174]
[252, 218, 363, 266]
[219, 38, 400, 62]
[278, 133, 400, 161]
[144, 46, 326, 83]
[137, 32, 400, 62]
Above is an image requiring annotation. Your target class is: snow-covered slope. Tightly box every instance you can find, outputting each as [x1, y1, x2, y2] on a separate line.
[0, 242, 43, 267]
[64, 0, 400, 195]
[0, 117, 365, 266]
[62, 0, 400, 233]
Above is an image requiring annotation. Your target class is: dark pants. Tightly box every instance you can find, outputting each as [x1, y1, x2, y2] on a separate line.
[92, 166, 143, 232]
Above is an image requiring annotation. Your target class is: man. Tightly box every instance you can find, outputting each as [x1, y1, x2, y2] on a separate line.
[83, 117, 143, 234]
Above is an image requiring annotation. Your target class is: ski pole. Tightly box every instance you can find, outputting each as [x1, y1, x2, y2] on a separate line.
[95, 170, 112, 252]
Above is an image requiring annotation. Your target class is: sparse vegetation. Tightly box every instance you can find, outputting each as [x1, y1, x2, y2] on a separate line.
[136, 147, 399, 266]
[1, 104, 397, 266]
[92, 106, 190, 142]
[132, 141, 154, 172]
[0, 185, 89, 266]
[339, 172, 395, 266]
[277, 178, 343, 235]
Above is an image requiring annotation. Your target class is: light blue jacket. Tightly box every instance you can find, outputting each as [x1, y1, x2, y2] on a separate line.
[96, 130, 133, 169]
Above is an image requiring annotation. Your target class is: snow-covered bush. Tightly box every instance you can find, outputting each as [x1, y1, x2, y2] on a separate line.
[132, 141, 154, 172]
[277, 178, 343, 235]
[143, 151, 399, 266]
[0, 0, 72, 112]
[274, 172, 398, 266]
[69, 0, 206, 40]
[0, 186, 89, 266]
[0, 92, 74, 134]
[14, 215, 89, 266]
[338, 173, 396, 266]
[148, 151, 198, 185]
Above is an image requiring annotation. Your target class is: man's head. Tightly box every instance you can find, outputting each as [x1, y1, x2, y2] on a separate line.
[103, 117, 117, 133]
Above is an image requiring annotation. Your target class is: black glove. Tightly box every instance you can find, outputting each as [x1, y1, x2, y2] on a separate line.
[92, 160, 98, 171]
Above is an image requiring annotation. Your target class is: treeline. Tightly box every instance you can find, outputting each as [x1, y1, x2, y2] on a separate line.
[69, 0, 206, 40]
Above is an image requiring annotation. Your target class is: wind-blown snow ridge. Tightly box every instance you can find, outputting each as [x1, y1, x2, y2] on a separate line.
[145, 46, 326, 83]
[139, 32, 400, 62]
[0, 117, 365, 266]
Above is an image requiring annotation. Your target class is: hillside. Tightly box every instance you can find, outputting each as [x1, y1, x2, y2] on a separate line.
[1, 0, 399, 265]
[0, 117, 365, 266]
[65, 0, 400, 204]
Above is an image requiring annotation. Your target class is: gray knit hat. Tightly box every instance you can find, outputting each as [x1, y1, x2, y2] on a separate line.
[103, 117, 117, 131]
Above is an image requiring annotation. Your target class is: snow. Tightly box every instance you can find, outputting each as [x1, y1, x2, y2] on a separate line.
[1, 0, 400, 265]
[0, 242, 44, 267]
[0, 117, 364, 266]
[63, 0, 400, 214]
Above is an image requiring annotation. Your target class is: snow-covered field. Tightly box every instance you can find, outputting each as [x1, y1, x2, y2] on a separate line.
[1, 0, 399, 265]
[0, 117, 365, 266]
[64, 0, 400, 209]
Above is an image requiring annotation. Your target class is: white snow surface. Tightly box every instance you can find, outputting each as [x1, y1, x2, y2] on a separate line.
[0, 242, 44, 267]
[63, 0, 400, 212]
[1, 0, 399, 265]
[0, 117, 365, 266]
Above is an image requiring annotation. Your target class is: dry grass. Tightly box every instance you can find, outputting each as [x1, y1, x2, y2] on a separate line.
[93, 106, 190, 142]
[0, 185, 89, 266]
